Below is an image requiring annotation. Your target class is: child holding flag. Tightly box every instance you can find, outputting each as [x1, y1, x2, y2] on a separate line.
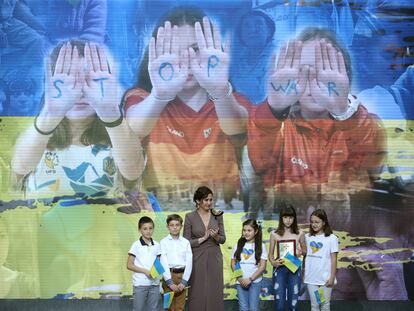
[303, 209, 339, 311]
[160, 214, 193, 311]
[268, 203, 306, 311]
[231, 219, 268, 311]
[127, 216, 162, 311]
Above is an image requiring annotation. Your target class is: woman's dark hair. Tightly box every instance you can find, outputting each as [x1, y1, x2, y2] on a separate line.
[236, 9, 275, 47]
[234, 219, 263, 265]
[193, 186, 213, 206]
[309, 209, 333, 237]
[276, 202, 299, 236]
[297, 27, 352, 84]
[46, 40, 111, 150]
[136, 6, 206, 92]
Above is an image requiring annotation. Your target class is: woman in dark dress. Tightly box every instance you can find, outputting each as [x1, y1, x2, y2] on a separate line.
[183, 186, 226, 311]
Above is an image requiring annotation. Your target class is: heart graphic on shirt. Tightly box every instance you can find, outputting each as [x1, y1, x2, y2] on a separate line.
[242, 248, 254, 260]
[310, 241, 323, 253]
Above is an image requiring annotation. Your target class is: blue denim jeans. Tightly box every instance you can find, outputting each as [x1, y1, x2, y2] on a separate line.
[237, 281, 262, 311]
[273, 266, 301, 311]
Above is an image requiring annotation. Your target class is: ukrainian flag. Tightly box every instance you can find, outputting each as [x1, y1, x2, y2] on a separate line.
[314, 287, 326, 305]
[233, 261, 243, 279]
[283, 252, 301, 273]
[163, 291, 174, 309]
[150, 257, 165, 278]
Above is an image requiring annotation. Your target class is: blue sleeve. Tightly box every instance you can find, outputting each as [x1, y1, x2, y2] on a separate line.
[337, 0, 354, 47]
[80, 0, 107, 43]
[389, 66, 414, 120]
[147, 192, 162, 212]
[13, 0, 46, 34]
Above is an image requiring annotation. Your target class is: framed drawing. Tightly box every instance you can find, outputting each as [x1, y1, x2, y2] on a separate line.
[277, 239, 297, 258]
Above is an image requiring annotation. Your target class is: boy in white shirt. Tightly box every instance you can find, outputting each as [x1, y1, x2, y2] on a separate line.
[160, 214, 193, 311]
[127, 216, 161, 311]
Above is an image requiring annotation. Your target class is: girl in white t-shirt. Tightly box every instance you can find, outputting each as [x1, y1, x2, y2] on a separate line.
[269, 203, 306, 311]
[304, 209, 339, 311]
[231, 219, 267, 311]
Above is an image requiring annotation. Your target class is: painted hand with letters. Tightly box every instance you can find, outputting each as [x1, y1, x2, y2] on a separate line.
[44, 42, 83, 118]
[267, 40, 309, 112]
[309, 40, 349, 115]
[83, 43, 121, 122]
[148, 21, 189, 100]
[189, 17, 229, 98]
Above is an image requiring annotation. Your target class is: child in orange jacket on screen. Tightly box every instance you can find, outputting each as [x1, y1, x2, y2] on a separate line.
[247, 27, 386, 226]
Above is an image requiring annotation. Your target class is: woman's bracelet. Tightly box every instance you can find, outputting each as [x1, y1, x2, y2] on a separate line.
[34, 116, 57, 136]
[208, 82, 233, 101]
[100, 106, 123, 128]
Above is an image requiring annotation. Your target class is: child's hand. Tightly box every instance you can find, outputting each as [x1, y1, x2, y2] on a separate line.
[189, 17, 230, 99]
[143, 269, 152, 278]
[297, 248, 303, 257]
[308, 40, 349, 116]
[239, 277, 251, 288]
[325, 277, 335, 288]
[177, 283, 185, 292]
[83, 43, 121, 122]
[272, 258, 285, 267]
[169, 284, 180, 293]
[44, 42, 82, 118]
[149, 21, 189, 100]
[267, 40, 308, 112]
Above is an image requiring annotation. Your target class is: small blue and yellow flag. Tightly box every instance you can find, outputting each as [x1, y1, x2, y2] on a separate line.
[233, 261, 243, 279]
[150, 257, 165, 278]
[163, 291, 174, 309]
[314, 287, 326, 305]
[283, 252, 302, 273]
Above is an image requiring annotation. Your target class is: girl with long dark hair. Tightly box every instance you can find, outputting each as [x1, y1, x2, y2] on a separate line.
[231, 218, 267, 311]
[268, 203, 306, 311]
